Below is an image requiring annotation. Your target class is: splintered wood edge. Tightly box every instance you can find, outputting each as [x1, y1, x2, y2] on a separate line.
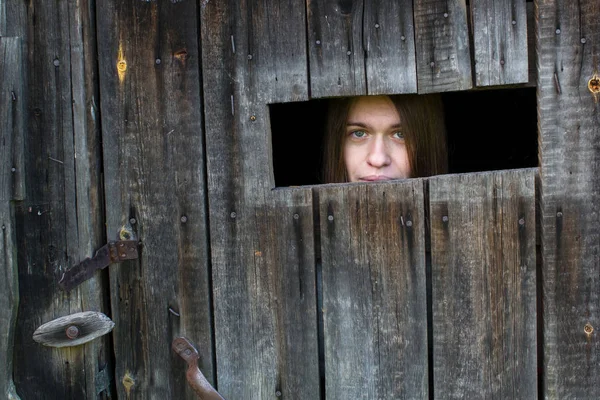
[32, 311, 115, 348]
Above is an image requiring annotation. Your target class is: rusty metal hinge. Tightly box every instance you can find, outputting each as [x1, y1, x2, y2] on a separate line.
[58, 240, 138, 291]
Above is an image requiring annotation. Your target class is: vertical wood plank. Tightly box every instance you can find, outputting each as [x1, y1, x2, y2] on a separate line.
[96, 0, 213, 398]
[318, 180, 428, 399]
[430, 170, 537, 399]
[363, 0, 418, 94]
[471, 0, 528, 86]
[0, 36, 23, 400]
[537, 0, 600, 397]
[414, 0, 472, 93]
[202, 1, 318, 398]
[307, 0, 367, 98]
[12, 1, 111, 398]
[0, 0, 26, 37]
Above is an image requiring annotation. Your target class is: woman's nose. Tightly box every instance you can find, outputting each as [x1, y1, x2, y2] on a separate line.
[366, 137, 391, 167]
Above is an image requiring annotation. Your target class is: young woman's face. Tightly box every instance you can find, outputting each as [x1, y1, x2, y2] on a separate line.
[343, 96, 411, 182]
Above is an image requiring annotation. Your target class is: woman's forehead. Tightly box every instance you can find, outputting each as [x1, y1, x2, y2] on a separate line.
[347, 95, 400, 123]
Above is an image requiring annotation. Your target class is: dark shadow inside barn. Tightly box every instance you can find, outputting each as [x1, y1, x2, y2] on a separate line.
[270, 87, 538, 187]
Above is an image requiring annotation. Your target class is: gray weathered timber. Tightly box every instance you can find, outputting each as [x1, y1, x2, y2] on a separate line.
[363, 0, 418, 95]
[0, 0, 26, 37]
[471, 0, 528, 86]
[202, 1, 319, 398]
[318, 180, 428, 399]
[0, 36, 23, 400]
[96, 0, 213, 398]
[307, 0, 367, 98]
[33, 312, 114, 348]
[526, 2, 535, 86]
[537, 0, 600, 397]
[430, 169, 537, 399]
[414, 0, 472, 93]
[12, 1, 111, 398]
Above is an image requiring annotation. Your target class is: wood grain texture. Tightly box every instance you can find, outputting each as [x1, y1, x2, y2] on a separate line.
[307, 0, 367, 97]
[317, 180, 428, 399]
[96, 0, 213, 398]
[471, 0, 528, 86]
[0, 0, 26, 37]
[202, 1, 318, 398]
[430, 169, 537, 399]
[363, 0, 418, 94]
[414, 0, 473, 93]
[0, 36, 22, 400]
[33, 312, 114, 348]
[12, 1, 111, 398]
[0, 36, 25, 203]
[537, 0, 600, 397]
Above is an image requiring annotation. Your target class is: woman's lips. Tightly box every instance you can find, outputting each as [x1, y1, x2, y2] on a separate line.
[359, 175, 393, 181]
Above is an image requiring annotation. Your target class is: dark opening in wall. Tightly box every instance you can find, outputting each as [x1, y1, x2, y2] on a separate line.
[270, 87, 537, 187]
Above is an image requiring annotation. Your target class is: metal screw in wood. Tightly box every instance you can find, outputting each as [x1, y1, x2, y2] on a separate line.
[66, 326, 79, 339]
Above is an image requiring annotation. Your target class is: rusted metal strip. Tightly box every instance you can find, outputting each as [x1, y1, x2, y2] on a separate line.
[172, 337, 225, 400]
[58, 240, 138, 291]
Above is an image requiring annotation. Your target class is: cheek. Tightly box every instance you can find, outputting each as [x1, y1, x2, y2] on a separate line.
[393, 146, 411, 173]
[343, 142, 357, 171]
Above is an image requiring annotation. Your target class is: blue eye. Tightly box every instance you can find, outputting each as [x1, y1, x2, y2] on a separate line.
[351, 130, 367, 138]
[392, 131, 404, 139]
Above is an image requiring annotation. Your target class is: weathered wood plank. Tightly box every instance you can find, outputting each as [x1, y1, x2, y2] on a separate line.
[537, 0, 600, 397]
[318, 180, 428, 399]
[307, 0, 367, 97]
[202, 1, 318, 398]
[471, 0, 528, 86]
[96, 0, 213, 398]
[0, 36, 23, 400]
[12, 1, 111, 398]
[0, 0, 26, 37]
[363, 0, 418, 94]
[414, 0, 472, 93]
[33, 312, 114, 348]
[430, 169, 537, 399]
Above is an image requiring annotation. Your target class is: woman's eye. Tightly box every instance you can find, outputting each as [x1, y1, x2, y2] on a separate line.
[392, 131, 404, 139]
[351, 130, 367, 138]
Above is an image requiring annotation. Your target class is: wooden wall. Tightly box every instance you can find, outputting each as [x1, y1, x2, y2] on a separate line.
[1, 0, 598, 399]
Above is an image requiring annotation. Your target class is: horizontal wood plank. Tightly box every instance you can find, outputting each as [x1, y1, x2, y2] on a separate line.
[33, 312, 114, 348]
[430, 169, 537, 399]
[318, 180, 428, 399]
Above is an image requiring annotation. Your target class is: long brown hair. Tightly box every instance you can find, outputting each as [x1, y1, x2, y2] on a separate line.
[322, 94, 448, 183]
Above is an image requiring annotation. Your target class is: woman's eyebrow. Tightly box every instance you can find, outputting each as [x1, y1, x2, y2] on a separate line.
[346, 122, 402, 129]
[346, 121, 369, 127]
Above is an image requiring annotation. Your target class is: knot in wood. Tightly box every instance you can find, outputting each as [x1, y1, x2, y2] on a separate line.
[174, 49, 188, 61]
[584, 323, 594, 335]
[117, 60, 127, 73]
[66, 325, 79, 339]
[589, 77, 600, 94]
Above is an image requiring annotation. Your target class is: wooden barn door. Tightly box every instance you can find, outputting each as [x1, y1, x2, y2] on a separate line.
[199, 0, 538, 399]
[3, 0, 598, 399]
